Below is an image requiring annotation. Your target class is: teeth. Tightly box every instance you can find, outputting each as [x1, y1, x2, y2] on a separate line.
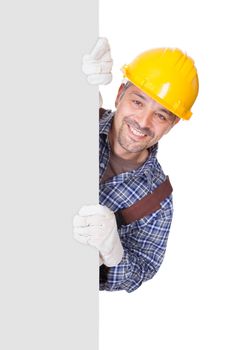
[129, 125, 145, 137]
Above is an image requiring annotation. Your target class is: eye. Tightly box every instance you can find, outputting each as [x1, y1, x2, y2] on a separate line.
[155, 113, 168, 122]
[132, 99, 143, 107]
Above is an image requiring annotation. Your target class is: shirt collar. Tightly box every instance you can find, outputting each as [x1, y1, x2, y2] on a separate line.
[99, 109, 114, 136]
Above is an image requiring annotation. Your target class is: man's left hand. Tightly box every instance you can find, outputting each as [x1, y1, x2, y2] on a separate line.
[73, 205, 123, 267]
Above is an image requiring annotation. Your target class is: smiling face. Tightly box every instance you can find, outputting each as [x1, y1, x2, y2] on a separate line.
[110, 83, 180, 160]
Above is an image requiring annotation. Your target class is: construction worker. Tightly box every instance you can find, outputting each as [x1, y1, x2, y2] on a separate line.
[73, 38, 199, 293]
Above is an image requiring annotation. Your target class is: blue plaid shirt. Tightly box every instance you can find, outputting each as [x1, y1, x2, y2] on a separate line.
[99, 110, 173, 293]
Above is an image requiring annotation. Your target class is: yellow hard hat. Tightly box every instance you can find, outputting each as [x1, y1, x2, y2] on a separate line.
[122, 48, 199, 120]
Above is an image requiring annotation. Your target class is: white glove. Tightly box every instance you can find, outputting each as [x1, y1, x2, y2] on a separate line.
[73, 205, 123, 267]
[82, 37, 113, 85]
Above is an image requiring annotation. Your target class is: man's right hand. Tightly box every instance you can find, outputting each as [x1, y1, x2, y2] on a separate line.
[82, 37, 113, 85]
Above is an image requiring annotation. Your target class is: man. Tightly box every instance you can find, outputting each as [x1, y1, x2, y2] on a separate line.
[73, 38, 199, 293]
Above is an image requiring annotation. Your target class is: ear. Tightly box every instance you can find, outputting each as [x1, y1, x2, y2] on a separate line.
[115, 83, 126, 108]
[164, 116, 180, 135]
[174, 117, 180, 125]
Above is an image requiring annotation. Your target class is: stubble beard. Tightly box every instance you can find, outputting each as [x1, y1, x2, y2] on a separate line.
[117, 116, 156, 154]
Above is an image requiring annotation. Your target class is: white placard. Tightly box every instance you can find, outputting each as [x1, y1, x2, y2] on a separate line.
[0, 1, 99, 349]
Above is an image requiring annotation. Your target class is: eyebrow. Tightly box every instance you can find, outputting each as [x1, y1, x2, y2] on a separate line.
[159, 108, 174, 117]
[130, 92, 147, 101]
[130, 92, 174, 117]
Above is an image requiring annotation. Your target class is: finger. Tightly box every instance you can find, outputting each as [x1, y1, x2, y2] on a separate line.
[83, 50, 112, 64]
[79, 205, 112, 217]
[82, 60, 113, 75]
[73, 214, 104, 227]
[73, 215, 88, 227]
[73, 232, 90, 244]
[89, 37, 110, 60]
[73, 226, 103, 237]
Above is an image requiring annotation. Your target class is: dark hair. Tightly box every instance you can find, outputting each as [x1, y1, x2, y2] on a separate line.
[119, 80, 133, 99]
[124, 80, 133, 90]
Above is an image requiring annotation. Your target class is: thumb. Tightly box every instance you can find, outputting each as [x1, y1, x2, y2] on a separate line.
[89, 37, 111, 60]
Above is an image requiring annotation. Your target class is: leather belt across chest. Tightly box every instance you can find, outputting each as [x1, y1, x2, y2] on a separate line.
[114, 176, 173, 228]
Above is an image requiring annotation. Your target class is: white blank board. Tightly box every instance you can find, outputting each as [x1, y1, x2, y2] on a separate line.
[0, 1, 99, 349]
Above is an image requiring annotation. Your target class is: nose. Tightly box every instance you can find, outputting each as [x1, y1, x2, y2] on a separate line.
[136, 108, 154, 129]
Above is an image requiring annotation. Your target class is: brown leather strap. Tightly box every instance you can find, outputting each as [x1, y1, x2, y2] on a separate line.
[117, 176, 173, 225]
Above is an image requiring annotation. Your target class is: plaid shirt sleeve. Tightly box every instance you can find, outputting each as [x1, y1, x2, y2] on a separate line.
[99, 195, 173, 293]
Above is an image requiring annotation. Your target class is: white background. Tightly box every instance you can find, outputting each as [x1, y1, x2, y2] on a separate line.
[99, 0, 233, 349]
